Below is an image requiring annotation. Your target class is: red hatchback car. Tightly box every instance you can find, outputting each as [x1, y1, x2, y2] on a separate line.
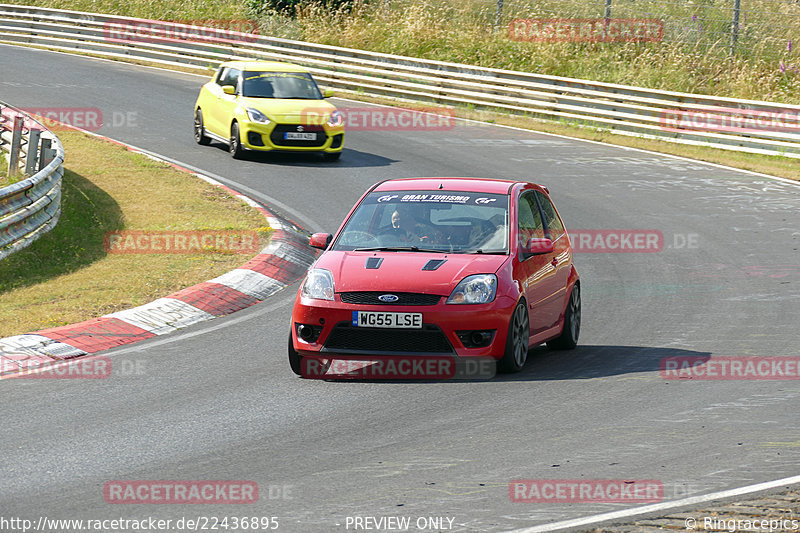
[289, 178, 580, 375]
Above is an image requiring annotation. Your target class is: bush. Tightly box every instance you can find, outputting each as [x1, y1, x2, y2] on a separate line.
[247, 0, 359, 17]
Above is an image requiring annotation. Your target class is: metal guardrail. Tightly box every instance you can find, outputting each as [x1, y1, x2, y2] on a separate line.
[0, 4, 799, 158]
[0, 101, 64, 260]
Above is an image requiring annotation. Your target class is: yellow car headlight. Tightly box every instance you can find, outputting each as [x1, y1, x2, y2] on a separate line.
[327, 110, 344, 128]
[246, 108, 271, 124]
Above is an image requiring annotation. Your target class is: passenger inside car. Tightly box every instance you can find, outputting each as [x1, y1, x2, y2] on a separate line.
[468, 213, 508, 251]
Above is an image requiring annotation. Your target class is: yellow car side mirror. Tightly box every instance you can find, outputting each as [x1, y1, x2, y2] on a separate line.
[323, 88, 334, 98]
[222, 85, 236, 95]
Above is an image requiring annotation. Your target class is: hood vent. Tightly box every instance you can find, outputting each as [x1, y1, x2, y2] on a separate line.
[422, 259, 447, 271]
[365, 257, 383, 269]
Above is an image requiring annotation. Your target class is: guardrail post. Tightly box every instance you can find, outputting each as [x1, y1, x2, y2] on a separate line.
[8, 115, 23, 177]
[38, 137, 54, 170]
[0, 100, 65, 261]
[25, 129, 41, 176]
[494, 0, 503, 32]
[604, 0, 612, 22]
[730, 0, 741, 55]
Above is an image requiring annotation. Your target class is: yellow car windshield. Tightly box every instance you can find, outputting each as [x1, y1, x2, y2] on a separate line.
[241, 72, 322, 99]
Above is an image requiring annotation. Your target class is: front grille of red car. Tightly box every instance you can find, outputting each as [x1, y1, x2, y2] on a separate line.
[323, 323, 454, 354]
[339, 292, 442, 306]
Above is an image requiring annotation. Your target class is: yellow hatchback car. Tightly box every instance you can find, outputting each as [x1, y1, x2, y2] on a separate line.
[194, 61, 345, 160]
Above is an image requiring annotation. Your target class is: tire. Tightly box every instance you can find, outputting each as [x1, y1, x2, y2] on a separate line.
[497, 300, 530, 373]
[547, 284, 581, 350]
[323, 151, 342, 161]
[288, 332, 302, 376]
[194, 109, 210, 145]
[229, 122, 245, 159]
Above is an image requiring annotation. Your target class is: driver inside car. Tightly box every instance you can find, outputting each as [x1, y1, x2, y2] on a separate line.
[378, 209, 419, 244]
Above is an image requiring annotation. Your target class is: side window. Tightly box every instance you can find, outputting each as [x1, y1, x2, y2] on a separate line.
[536, 191, 564, 239]
[517, 192, 545, 254]
[215, 67, 227, 85]
[219, 68, 240, 92]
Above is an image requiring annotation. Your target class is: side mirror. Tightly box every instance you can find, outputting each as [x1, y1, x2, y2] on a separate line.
[222, 85, 236, 95]
[323, 88, 334, 98]
[309, 233, 333, 250]
[523, 237, 554, 256]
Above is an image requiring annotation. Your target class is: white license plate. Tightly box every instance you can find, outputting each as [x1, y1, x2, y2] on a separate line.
[284, 132, 317, 140]
[352, 311, 422, 329]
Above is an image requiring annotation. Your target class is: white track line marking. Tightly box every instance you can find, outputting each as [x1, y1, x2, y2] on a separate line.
[507, 474, 800, 533]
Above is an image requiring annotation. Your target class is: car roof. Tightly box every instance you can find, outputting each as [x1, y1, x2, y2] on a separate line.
[372, 177, 526, 195]
[218, 60, 310, 73]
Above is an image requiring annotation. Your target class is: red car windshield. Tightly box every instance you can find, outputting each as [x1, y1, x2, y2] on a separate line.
[332, 191, 510, 254]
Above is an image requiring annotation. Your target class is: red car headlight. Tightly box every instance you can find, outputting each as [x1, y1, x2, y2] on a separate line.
[301, 269, 334, 301]
[447, 274, 497, 304]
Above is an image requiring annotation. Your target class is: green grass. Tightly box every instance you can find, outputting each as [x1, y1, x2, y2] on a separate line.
[0, 130, 271, 337]
[0, 152, 8, 187]
[12, 0, 244, 19]
[4, 0, 798, 103]
[288, 0, 800, 104]
[0, 150, 26, 187]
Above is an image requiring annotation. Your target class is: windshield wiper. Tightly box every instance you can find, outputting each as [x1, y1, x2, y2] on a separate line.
[353, 246, 445, 253]
[457, 249, 508, 255]
[245, 96, 318, 100]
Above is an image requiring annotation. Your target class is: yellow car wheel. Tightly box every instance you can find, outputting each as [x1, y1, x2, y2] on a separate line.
[194, 109, 211, 146]
[229, 122, 245, 159]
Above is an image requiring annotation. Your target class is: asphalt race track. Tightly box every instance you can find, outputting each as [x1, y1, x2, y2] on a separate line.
[1, 44, 799, 532]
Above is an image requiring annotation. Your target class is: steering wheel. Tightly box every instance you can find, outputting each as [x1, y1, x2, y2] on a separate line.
[338, 231, 381, 248]
[378, 227, 416, 243]
[468, 220, 497, 247]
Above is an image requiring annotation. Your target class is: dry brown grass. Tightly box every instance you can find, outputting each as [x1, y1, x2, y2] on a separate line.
[0, 130, 271, 337]
[4, 0, 797, 101]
